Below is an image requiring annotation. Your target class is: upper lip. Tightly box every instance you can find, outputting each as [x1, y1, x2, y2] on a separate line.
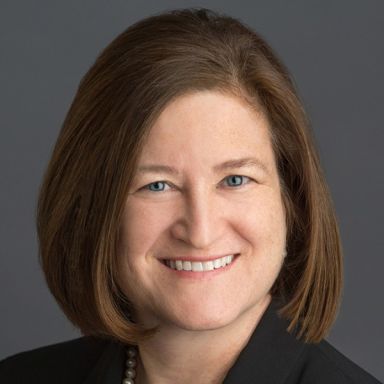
[160, 254, 239, 262]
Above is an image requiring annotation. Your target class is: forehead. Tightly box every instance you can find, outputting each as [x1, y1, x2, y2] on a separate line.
[139, 90, 275, 167]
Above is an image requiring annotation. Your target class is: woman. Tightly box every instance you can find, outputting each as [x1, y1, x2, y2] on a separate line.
[0, 7, 381, 384]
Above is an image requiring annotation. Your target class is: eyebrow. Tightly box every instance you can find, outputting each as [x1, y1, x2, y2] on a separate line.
[136, 157, 269, 175]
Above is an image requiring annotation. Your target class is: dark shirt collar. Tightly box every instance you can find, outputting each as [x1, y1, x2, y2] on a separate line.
[223, 299, 306, 383]
[84, 299, 305, 383]
[83, 341, 125, 384]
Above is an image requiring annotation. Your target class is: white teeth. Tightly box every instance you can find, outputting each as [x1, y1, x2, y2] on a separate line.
[203, 261, 214, 271]
[183, 261, 192, 271]
[175, 260, 183, 271]
[165, 255, 235, 272]
[191, 262, 203, 272]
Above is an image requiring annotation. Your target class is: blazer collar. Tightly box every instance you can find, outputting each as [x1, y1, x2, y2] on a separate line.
[223, 299, 306, 383]
[83, 300, 305, 384]
[83, 340, 125, 384]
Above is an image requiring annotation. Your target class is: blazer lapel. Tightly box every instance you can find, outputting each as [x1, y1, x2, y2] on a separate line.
[83, 341, 125, 384]
[223, 300, 306, 384]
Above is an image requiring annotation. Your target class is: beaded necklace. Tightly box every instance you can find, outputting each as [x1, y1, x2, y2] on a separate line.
[123, 346, 138, 384]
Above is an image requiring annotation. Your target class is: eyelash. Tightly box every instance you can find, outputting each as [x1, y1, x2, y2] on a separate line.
[141, 175, 253, 193]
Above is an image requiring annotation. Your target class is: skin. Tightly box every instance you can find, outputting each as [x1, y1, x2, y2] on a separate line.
[117, 90, 287, 383]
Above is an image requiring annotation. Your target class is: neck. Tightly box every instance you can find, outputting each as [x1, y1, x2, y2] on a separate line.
[135, 295, 271, 384]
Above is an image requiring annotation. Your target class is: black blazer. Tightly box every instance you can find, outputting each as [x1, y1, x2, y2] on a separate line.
[0, 300, 381, 383]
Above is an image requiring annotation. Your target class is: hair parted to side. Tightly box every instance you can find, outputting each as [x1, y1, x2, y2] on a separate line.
[37, 7, 342, 344]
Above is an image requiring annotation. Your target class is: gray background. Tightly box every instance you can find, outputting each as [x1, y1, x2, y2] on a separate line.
[1, 0, 383, 381]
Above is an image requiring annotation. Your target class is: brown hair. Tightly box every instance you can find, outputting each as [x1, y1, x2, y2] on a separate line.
[37, 7, 342, 344]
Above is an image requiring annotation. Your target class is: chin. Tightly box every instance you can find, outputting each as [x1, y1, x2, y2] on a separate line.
[159, 294, 272, 332]
[158, 304, 246, 332]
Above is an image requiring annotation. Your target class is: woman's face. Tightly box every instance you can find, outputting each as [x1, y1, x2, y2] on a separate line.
[117, 90, 287, 331]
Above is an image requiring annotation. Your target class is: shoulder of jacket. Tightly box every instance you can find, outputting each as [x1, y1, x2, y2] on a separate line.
[0, 336, 110, 383]
[292, 339, 382, 384]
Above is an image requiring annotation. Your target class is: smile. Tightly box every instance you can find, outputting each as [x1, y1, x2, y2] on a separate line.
[163, 255, 235, 272]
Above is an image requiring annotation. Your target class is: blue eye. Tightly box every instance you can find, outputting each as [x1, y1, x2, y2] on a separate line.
[146, 181, 168, 192]
[141, 176, 251, 193]
[224, 175, 250, 187]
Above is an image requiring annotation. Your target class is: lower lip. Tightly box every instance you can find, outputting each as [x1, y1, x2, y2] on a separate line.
[160, 254, 240, 280]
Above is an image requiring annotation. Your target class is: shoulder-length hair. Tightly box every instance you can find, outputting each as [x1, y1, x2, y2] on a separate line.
[37, 7, 342, 344]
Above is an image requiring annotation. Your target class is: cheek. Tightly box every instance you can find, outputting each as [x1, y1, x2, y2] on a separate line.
[233, 191, 286, 278]
[234, 191, 286, 245]
[118, 200, 172, 261]
[117, 201, 168, 299]
[232, 194, 286, 292]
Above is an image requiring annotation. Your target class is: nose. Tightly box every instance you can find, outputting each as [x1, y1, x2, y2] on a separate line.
[170, 187, 224, 249]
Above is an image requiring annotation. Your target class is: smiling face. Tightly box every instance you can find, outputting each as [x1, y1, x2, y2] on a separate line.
[117, 90, 287, 332]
